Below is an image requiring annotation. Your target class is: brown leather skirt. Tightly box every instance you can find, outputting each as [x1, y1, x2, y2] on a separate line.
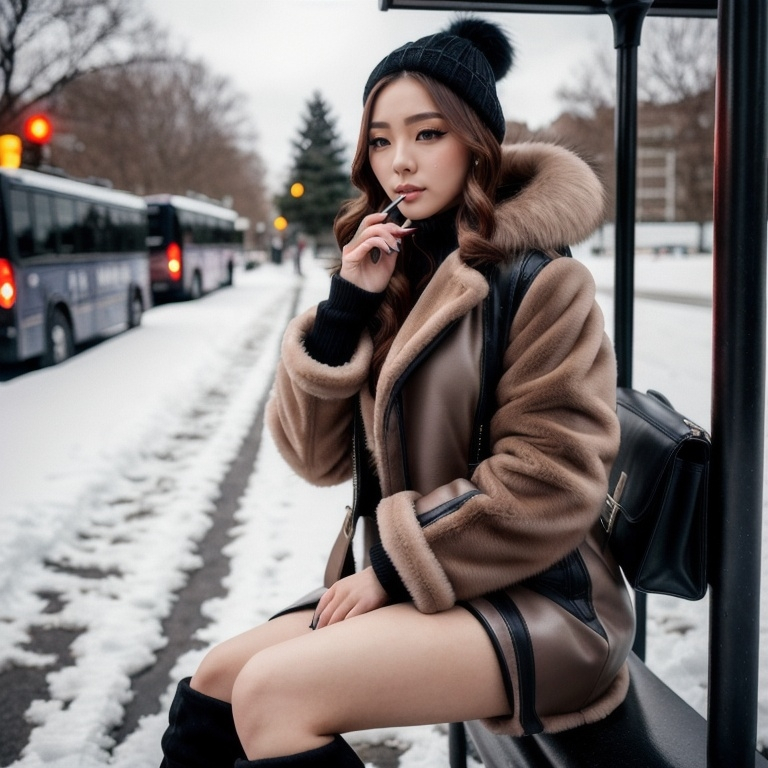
[272, 525, 635, 737]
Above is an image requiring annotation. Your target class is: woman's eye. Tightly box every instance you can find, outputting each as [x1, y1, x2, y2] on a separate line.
[417, 128, 447, 141]
[368, 136, 389, 149]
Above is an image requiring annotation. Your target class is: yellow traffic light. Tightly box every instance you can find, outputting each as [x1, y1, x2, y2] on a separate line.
[290, 182, 304, 198]
[273, 216, 288, 231]
[0, 134, 22, 168]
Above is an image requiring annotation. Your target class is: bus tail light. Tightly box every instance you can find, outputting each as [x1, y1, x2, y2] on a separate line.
[166, 242, 182, 281]
[0, 258, 16, 309]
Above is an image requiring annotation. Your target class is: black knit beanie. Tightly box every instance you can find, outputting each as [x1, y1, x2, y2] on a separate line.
[363, 17, 515, 144]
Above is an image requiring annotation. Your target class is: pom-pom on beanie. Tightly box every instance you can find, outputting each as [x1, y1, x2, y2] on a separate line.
[363, 16, 515, 144]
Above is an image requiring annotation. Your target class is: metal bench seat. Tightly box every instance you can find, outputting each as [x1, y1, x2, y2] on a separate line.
[458, 654, 768, 767]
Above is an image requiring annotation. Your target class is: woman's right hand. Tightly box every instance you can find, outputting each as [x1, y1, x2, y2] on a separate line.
[339, 212, 414, 293]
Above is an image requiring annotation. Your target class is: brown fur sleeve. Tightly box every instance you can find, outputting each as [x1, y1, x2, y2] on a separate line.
[376, 258, 620, 607]
[266, 306, 373, 487]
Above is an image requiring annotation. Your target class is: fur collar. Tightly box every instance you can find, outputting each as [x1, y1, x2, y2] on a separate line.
[491, 142, 605, 254]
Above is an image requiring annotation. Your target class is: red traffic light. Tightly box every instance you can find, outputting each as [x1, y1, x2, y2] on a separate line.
[22, 114, 53, 144]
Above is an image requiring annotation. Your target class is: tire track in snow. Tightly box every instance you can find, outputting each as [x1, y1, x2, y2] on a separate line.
[112, 281, 302, 745]
[0, 278, 300, 768]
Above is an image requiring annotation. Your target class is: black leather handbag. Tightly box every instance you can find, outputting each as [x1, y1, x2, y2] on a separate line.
[600, 388, 711, 600]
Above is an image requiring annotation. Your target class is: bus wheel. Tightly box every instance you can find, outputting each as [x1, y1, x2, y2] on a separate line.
[43, 309, 74, 366]
[128, 290, 143, 328]
[189, 272, 202, 300]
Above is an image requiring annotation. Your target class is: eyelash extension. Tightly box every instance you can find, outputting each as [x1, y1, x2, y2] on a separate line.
[420, 128, 447, 138]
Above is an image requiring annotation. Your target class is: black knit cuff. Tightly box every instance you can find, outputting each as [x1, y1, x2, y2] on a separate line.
[304, 275, 384, 366]
[369, 542, 411, 603]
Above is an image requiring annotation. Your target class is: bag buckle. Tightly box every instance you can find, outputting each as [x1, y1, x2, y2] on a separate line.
[342, 505, 355, 537]
[602, 471, 627, 535]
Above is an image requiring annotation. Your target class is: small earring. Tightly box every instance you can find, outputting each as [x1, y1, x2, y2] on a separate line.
[474, 158, 479, 167]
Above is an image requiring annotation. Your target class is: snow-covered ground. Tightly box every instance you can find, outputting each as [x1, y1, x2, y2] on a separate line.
[0, 248, 764, 766]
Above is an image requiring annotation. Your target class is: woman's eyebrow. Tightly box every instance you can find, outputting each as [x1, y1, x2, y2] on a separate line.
[369, 112, 445, 131]
[405, 111, 443, 125]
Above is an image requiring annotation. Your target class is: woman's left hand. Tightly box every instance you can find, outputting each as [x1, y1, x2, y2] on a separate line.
[312, 568, 388, 629]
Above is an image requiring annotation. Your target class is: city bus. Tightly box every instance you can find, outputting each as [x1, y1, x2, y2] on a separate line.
[145, 194, 241, 302]
[0, 167, 150, 366]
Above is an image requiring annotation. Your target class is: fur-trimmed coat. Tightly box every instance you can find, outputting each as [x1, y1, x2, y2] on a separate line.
[266, 142, 635, 736]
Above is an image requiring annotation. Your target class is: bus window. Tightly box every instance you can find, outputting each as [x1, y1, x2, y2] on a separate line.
[180, 211, 194, 245]
[56, 196, 78, 254]
[117, 209, 131, 252]
[204, 216, 216, 244]
[31, 192, 56, 255]
[128, 208, 147, 251]
[10, 189, 33, 259]
[79, 201, 104, 253]
[95, 205, 112, 253]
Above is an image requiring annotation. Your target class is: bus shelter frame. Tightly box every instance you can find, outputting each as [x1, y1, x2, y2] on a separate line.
[378, 2, 766, 765]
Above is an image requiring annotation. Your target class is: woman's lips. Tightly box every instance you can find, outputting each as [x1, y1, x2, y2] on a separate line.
[396, 188, 423, 203]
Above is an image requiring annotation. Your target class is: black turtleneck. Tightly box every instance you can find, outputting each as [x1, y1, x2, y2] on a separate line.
[406, 206, 460, 288]
[303, 207, 459, 367]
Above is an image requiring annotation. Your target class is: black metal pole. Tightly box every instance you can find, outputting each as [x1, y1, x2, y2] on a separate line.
[448, 722, 467, 768]
[708, 0, 767, 765]
[604, 0, 652, 660]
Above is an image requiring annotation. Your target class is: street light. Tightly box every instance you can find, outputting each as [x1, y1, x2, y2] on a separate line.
[290, 182, 305, 198]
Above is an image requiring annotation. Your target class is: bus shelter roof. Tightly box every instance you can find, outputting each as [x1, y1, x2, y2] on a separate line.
[379, 0, 717, 17]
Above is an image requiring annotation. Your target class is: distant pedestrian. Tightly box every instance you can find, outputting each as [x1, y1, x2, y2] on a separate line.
[294, 236, 306, 275]
[270, 236, 283, 264]
[159, 16, 634, 767]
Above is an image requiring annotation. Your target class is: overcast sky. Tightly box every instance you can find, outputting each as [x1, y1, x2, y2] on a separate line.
[145, 1, 615, 195]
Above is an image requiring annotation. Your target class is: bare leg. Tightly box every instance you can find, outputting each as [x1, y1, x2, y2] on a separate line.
[230, 602, 510, 760]
[190, 609, 314, 703]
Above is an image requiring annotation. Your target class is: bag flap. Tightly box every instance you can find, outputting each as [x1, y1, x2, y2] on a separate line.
[609, 388, 711, 524]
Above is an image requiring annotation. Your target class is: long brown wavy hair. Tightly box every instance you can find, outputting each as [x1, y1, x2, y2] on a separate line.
[334, 71, 507, 388]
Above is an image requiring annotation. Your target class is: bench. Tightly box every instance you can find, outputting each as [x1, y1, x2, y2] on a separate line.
[449, 653, 768, 767]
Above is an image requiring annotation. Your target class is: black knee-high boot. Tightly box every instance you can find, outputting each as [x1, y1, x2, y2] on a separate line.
[159, 677, 246, 767]
[234, 734, 364, 766]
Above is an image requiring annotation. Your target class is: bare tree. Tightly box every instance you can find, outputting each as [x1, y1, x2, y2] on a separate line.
[0, 0, 162, 130]
[639, 17, 717, 103]
[557, 17, 716, 115]
[553, 17, 716, 230]
[639, 17, 716, 235]
[556, 47, 615, 118]
[52, 57, 271, 240]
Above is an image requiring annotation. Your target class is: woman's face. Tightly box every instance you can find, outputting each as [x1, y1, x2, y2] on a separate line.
[368, 77, 472, 220]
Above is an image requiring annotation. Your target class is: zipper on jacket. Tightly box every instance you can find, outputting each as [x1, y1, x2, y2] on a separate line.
[351, 395, 361, 513]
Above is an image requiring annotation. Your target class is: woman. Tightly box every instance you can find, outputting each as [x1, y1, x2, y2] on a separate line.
[159, 17, 635, 767]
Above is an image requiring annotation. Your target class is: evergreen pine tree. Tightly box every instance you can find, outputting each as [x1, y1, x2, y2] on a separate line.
[276, 92, 352, 239]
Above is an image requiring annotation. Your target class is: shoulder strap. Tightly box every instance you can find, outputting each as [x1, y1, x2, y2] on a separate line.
[324, 399, 382, 586]
[470, 249, 565, 469]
